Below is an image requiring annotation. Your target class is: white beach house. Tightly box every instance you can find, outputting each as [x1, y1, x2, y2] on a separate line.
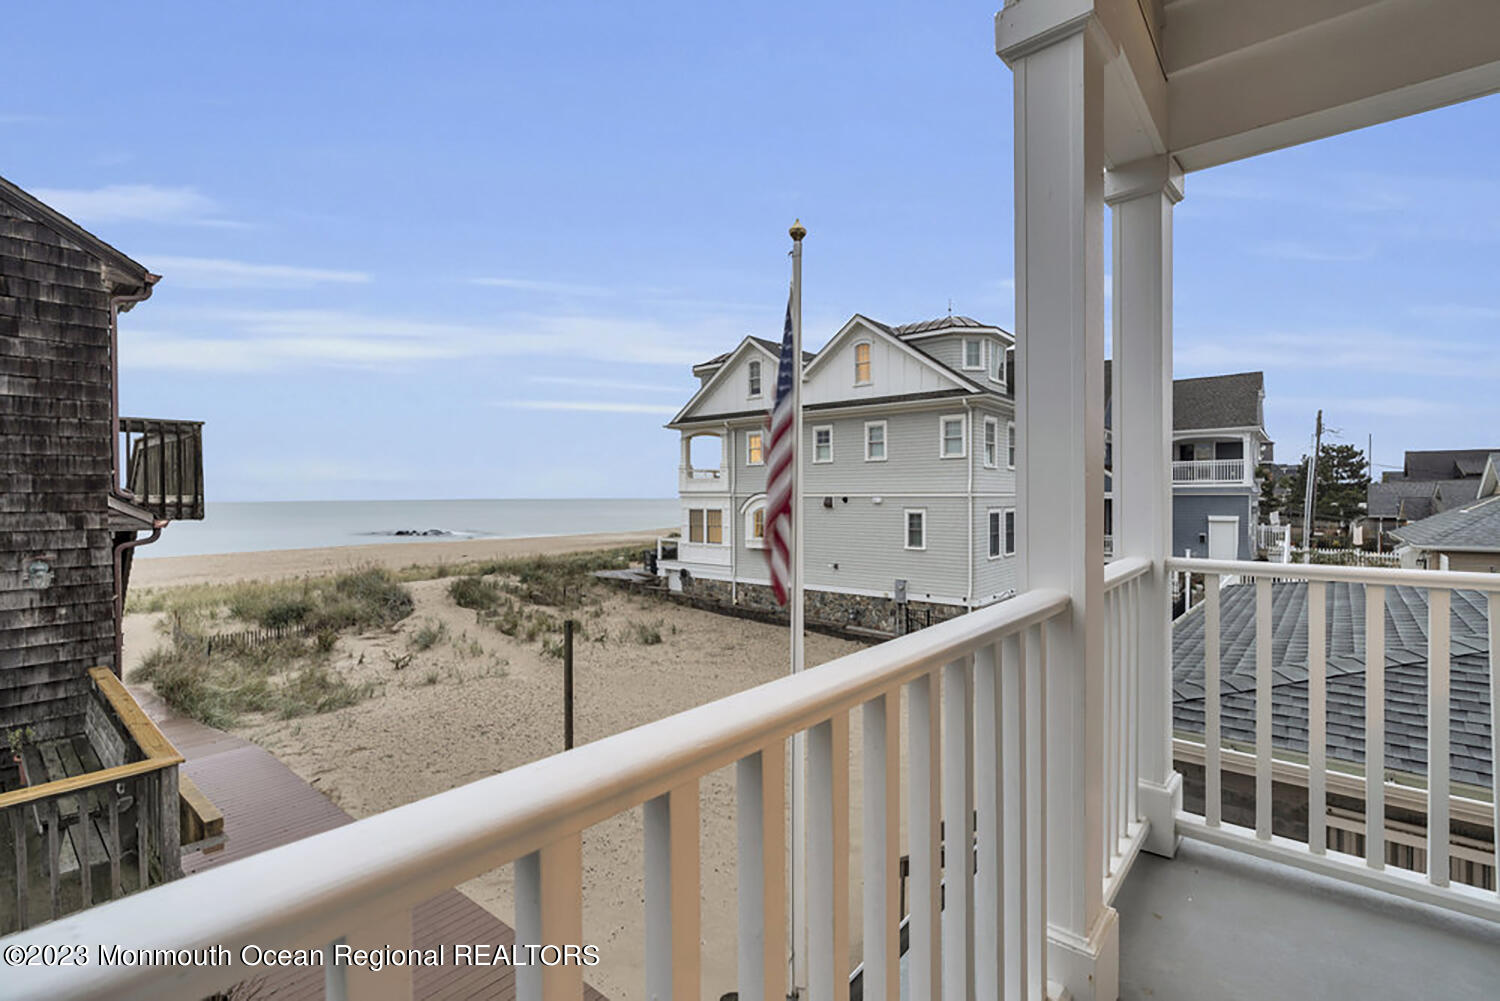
[6, 3, 1500, 1001]
[660, 315, 1017, 630]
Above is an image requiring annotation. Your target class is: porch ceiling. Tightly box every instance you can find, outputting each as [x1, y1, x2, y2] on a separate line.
[1160, 0, 1500, 169]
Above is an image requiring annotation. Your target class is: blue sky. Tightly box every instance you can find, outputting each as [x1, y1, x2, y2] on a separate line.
[5, 3, 1497, 500]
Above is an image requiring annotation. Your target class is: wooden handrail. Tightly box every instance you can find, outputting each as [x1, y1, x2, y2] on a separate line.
[87, 667, 183, 763]
[0, 669, 183, 812]
[0, 758, 180, 812]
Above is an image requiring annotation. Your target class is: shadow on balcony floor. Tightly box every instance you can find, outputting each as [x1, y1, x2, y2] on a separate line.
[1116, 838, 1500, 1000]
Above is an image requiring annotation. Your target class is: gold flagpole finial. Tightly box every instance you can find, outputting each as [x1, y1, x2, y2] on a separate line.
[789, 219, 806, 241]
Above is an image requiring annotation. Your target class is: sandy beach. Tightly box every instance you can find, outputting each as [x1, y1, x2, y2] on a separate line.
[124, 532, 882, 1001]
[129, 529, 672, 590]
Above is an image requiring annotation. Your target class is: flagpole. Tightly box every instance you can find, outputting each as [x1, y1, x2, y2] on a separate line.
[788, 218, 808, 998]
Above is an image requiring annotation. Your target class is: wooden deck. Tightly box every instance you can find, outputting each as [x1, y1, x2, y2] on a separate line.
[130, 687, 607, 1001]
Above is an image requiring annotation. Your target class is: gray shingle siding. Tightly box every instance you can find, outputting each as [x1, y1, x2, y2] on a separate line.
[1172, 491, 1256, 559]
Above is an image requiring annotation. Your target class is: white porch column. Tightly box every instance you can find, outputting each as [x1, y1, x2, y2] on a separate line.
[998, 9, 1114, 1000]
[1107, 154, 1184, 859]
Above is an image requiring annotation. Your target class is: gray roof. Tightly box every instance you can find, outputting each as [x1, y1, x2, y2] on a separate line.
[1389, 492, 1500, 553]
[1367, 478, 1479, 521]
[695, 336, 813, 370]
[1172, 581, 1493, 788]
[1402, 448, 1500, 481]
[1103, 363, 1265, 433]
[891, 315, 999, 336]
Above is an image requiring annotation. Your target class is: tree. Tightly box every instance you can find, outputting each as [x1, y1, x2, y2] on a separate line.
[1279, 443, 1370, 527]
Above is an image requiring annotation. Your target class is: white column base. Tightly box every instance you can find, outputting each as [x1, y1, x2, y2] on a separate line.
[1138, 771, 1183, 858]
[1048, 904, 1119, 1001]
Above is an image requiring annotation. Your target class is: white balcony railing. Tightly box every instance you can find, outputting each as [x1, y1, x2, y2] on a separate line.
[1102, 556, 1152, 899]
[1171, 458, 1245, 483]
[3, 588, 1071, 1001]
[678, 464, 726, 492]
[1169, 557, 1500, 924]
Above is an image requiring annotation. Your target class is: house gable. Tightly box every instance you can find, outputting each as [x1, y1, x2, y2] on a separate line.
[801, 315, 978, 407]
[669, 337, 780, 425]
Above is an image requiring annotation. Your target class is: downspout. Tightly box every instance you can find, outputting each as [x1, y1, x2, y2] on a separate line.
[726, 421, 736, 604]
[113, 522, 165, 676]
[108, 275, 162, 677]
[965, 398, 974, 609]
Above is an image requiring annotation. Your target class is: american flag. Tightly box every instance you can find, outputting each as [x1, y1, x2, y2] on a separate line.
[764, 288, 796, 605]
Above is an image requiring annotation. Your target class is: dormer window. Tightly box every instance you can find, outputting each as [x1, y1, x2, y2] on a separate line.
[854, 342, 872, 384]
[748, 360, 762, 397]
[963, 338, 983, 370]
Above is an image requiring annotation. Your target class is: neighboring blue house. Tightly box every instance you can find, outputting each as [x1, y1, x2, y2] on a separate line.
[1107, 365, 1271, 561]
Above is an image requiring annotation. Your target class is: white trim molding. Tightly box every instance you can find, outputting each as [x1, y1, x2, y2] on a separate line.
[904, 508, 927, 551]
[939, 414, 967, 459]
[864, 419, 888, 462]
[812, 424, 834, 464]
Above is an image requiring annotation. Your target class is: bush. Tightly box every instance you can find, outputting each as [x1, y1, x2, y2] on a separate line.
[626, 619, 663, 645]
[409, 619, 448, 651]
[449, 576, 502, 611]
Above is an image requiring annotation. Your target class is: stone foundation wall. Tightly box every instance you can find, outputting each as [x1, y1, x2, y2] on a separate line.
[679, 575, 965, 636]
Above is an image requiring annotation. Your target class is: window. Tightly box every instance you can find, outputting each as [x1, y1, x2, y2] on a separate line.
[988, 510, 1002, 558]
[983, 417, 998, 468]
[813, 425, 833, 463]
[1004, 346, 1014, 392]
[940, 415, 966, 458]
[746, 431, 764, 466]
[744, 499, 767, 549]
[854, 342, 872, 384]
[688, 508, 724, 545]
[864, 420, 887, 462]
[1006, 422, 1016, 469]
[1004, 509, 1016, 556]
[905, 509, 926, 550]
[990, 342, 1005, 383]
[963, 338, 983, 370]
[748, 360, 762, 397]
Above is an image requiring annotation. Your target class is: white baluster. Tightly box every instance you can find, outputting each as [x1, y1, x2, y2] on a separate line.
[908, 670, 942, 1001]
[646, 786, 700, 1001]
[808, 717, 850, 1001]
[941, 658, 973, 1001]
[1205, 574, 1222, 827]
[862, 695, 900, 1001]
[1255, 577, 1273, 841]
[1365, 584, 1386, 868]
[739, 745, 787, 1001]
[1308, 580, 1327, 855]
[1428, 589, 1451, 887]
[974, 644, 1004, 1001]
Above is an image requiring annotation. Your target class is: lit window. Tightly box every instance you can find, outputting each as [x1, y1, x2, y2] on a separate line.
[1006, 422, 1016, 469]
[706, 509, 723, 545]
[865, 421, 886, 461]
[1004, 509, 1016, 556]
[940, 416, 965, 458]
[963, 338, 983, 369]
[988, 510, 1001, 558]
[984, 417, 997, 467]
[746, 431, 764, 465]
[748, 360, 762, 397]
[753, 507, 765, 539]
[854, 342, 872, 384]
[689, 509, 704, 543]
[905, 510, 926, 550]
[813, 426, 833, 463]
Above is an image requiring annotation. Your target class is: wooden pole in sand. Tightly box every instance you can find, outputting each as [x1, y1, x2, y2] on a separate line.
[563, 620, 575, 751]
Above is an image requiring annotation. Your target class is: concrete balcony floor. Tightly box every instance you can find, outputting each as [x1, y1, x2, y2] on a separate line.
[1116, 839, 1500, 1000]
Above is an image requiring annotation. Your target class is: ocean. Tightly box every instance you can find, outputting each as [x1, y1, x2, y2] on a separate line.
[138, 499, 681, 559]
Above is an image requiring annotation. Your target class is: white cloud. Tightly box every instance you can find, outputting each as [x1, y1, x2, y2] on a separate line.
[529, 375, 684, 393]
[146, 255, 371, 289]
[29, 184, 244, 227]
[469, 277, 613, 296]
[1408, 303, 1500, 321]
[1254, 240, 1374, 263]
[494, 400, 679, 415]
[118, 306, 730, 372]
[1175, 328, 1498, 381]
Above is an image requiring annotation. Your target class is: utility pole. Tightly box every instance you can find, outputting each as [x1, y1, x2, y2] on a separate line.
[1301, 410, 1323, 555]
